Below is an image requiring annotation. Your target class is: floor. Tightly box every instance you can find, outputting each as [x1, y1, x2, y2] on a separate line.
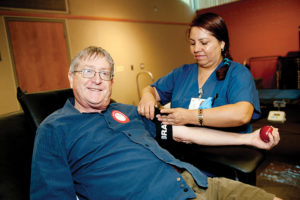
[253, 103, 300, 200]
[256, 157, 300, 200]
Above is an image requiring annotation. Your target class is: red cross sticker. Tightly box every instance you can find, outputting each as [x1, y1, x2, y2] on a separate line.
[112, 110, 130, 123]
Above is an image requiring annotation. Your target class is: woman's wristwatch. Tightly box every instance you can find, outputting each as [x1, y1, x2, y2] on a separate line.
[198, 109, 204, 126]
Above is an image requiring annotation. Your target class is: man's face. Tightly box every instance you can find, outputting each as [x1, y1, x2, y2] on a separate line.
[68, 56, 113, 113]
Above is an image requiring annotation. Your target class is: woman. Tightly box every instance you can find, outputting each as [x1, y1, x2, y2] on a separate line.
[138, 12, 260, 133]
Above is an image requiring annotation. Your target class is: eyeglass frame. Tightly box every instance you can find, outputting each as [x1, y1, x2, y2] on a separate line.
[73, 69, 114, 81]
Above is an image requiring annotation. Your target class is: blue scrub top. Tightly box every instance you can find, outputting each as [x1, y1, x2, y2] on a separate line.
[152, 60, 261, 133]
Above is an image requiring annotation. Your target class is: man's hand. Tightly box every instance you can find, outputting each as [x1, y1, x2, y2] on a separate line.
[157, 108, 197, 125]
[248, 127, 280, 150]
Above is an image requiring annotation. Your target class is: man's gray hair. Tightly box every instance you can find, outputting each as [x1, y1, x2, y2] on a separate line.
[69, 46, 114, 74]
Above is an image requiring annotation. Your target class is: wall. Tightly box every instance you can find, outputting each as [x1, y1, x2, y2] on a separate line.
[0, 17, 20, 114]
[2, 0, 298, 115]
[197, 0, 300, 63]
[0, 0, 195, 115]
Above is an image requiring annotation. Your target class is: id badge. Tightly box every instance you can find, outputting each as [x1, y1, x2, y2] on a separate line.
[189, 98, 205, 110]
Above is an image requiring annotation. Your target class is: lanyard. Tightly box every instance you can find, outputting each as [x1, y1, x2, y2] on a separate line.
[198, 87, 203, 99]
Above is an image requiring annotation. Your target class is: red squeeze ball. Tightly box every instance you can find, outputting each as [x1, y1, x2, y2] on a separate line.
[260, 126, 273, 143]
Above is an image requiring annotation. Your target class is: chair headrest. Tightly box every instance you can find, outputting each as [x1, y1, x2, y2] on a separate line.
[17, 87, 74, 131]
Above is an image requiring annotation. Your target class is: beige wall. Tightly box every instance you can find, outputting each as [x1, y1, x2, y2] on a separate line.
[0, 0, 195, 115]
[0, 17, 21, 114]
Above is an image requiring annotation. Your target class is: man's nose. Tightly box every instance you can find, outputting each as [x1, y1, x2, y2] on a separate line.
[92, 73, 102, 83]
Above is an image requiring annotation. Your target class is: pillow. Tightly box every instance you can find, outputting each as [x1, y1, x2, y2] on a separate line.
[17, 87, 74, 131]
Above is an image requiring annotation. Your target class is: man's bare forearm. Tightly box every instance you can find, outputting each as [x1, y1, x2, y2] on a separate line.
[173, 126, 246, 146]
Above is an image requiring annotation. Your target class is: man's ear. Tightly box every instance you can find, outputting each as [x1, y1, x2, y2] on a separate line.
[68, 72, 74, 88]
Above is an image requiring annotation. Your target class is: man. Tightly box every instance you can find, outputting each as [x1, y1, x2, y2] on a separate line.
[30, 46, 281, 200]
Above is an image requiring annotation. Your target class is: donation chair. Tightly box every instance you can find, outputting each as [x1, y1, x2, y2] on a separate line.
[17, 87, 264, 186]
[159, 138, 264, 186]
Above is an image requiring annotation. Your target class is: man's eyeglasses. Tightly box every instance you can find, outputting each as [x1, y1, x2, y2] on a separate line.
[73, 69, 113, 81]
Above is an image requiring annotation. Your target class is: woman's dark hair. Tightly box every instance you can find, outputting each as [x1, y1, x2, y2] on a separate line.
[188, 12, 232, 60]
[188, 13, 232, 80]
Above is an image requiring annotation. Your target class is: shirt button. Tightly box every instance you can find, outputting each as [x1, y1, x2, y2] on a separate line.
[176, 177, 181, 182]
[184, 188, 188, 192]
[145, 144, 149, 147]
[128, 133, 132, 137]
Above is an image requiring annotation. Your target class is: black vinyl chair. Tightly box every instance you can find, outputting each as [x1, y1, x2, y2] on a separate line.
[17, 87, 74, 131]
[159, 138, 264, 186]
[17, 87, 264, 185]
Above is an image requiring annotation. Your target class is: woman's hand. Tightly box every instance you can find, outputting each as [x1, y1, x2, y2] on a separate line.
[138, 86, 161, 120]
[157, 108, 198, 125]
[138, 92, 157, 120]
[248, 127, 280, 150]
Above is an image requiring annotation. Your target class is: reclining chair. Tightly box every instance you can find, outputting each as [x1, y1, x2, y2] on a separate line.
[17, 87, 264, 186]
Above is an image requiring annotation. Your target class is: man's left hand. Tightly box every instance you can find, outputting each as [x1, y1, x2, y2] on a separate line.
[249, 127, 280, 150]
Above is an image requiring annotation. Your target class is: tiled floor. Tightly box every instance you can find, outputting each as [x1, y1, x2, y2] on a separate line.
[253, 104, 300, 200]
[256, 158, 300, 200]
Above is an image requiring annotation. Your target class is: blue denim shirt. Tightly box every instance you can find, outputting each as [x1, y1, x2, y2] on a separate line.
[30, 98, 208, 200]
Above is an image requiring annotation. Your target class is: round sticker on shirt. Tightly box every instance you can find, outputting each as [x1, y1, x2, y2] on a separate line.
[112, 110, 130, 123]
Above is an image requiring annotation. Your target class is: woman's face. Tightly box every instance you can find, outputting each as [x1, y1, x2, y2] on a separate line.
[189, 26, 225, 69]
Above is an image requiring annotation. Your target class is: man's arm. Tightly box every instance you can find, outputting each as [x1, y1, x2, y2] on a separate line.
[172, 126, 280, 150]
[31, 125, 77, 200]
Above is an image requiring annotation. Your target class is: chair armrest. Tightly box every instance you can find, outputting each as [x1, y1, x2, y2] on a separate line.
[195, 145, 264, 173]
